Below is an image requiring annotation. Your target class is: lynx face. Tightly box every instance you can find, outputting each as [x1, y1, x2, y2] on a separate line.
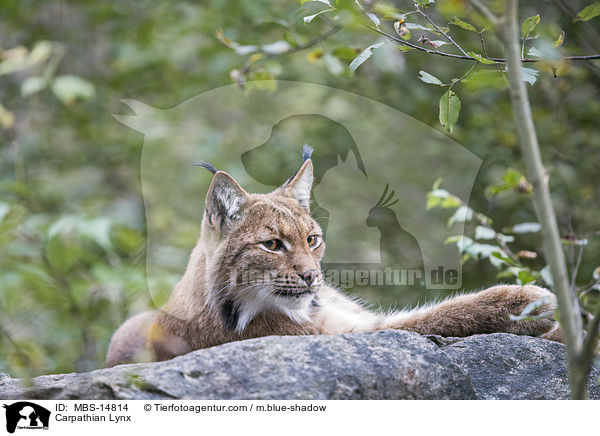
[201, 156, 324, 332]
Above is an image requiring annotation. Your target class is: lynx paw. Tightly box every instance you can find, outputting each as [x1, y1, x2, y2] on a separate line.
[476, 284, 558, 338]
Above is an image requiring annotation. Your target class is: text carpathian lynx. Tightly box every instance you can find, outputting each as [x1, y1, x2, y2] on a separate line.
[106, 149, 560, 366]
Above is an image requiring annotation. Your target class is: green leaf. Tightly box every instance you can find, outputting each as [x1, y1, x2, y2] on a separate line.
[447, 205, 472, 226]
[303, 8, 334, 24]
[426, 194, 442, 210]
[52, 75, 95, 105]
[503, 168, 522, 185]
[0, 202, 10, 225]
[496, 266, 521, 280]
[367, 13, 380, 26]
[404, 22, 449, 34]
[439, 89, 461, 133]
[574, 2, 600, 21]
[427, 188, 457, 209]
[540, 265, 554, 286]
[491, 251, 519, 267]
[510, 222, 542, 234]
[449, 17, 477, 32]
[429, 188, 450, 198]
[521, 14, 540, 38]
[468, 51, 496, 64]
[349, 41, 385, 72]
[521, 67, 539, 85]
[78, 217, 113, 251]
[554, 30, 565, 48]
[446, 235, 473, 252]
[323, 54, 345, 75]
[418, 70, 443, 85]
[518, 269, 538, 284]
[440, 196, 461, 208]
[331, 47, 361, 60]
[416, 0, 435, 8]
[444, 235, 463, 245]
[463, 69, 507, 91]
[374, 4, 403, 20]
[45, 227, 80, 274]
[111, 225, 143, 255]
[485, 184, 512, 198]
[307, 48, 325, 62]
[475, 225, 496, 240]
[261, 41, 291, 55]
[496, 233, 514, 243]
[464, 242, 501, 260]
[21, 76, 48, 96]
[28, 40, 53, 64]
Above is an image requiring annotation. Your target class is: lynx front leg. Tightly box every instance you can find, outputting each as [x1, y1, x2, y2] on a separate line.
[385, 285, 560, 340]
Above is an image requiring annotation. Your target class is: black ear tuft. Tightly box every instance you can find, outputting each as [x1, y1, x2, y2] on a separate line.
[302, 143, 314, 162]
[193, 160, 218, 174]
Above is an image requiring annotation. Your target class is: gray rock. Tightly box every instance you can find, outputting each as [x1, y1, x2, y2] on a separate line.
[440, 333, 600, 400]
[0, 330, 597, 400]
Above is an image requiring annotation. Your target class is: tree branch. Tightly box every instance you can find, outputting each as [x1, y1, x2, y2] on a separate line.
[577, 298, 600, 394]
[241, 25, 342, 74]
[417, 7, 470, 56]
[503, 0, 586, 400]
[368, 26, 600, 63]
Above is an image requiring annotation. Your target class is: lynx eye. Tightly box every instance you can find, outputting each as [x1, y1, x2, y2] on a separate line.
[307, 235, 321, 249]
[261, 239, 283, 252]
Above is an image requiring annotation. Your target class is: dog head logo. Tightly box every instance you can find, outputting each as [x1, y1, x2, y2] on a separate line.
[3, 402, 50, 433]
[113, 81, 482, 307]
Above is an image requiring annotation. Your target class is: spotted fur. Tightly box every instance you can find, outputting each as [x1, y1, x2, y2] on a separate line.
[106, 157, 560, 367]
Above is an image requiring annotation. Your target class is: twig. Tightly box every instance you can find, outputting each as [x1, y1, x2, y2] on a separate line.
[478, 31, 489, 58]
[441, 62, 479, 87]
[368, 26, 600, 63]
[418, 7, 470, 56]
[578, 279, 600, 296]
[471, 0, 500, 26]
[571, 243, 585, 293]
[448, 62, 478, 87]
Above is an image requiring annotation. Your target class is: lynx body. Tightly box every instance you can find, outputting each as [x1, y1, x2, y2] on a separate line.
[106, 153, 560, 367]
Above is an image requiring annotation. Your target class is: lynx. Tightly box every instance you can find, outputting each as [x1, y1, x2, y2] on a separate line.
[106, 149, 560, 367]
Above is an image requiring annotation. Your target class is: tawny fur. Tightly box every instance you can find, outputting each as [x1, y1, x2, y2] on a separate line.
[106, 158, 560, 367]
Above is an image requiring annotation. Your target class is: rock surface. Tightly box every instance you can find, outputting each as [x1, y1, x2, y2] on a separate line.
[0, 330, 597, 400]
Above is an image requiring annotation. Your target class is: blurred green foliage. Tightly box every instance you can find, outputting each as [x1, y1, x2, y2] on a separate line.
[0, 0, 599, 376]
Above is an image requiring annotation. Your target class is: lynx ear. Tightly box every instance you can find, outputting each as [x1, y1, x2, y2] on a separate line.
[205, 171, 248, 228]
[280, 159, 313, 211]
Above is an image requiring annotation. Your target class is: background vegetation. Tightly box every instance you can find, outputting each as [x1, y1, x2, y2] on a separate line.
[0, 0, 598, 378]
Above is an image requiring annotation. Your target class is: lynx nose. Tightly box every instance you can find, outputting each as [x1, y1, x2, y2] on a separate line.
[300, 270, 318, 286]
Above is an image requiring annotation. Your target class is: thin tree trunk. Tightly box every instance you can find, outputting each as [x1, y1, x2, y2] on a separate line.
[503, 0, 586, 399]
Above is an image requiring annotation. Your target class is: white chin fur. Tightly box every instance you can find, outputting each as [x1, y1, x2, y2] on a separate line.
[234, 290, 314, 333]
